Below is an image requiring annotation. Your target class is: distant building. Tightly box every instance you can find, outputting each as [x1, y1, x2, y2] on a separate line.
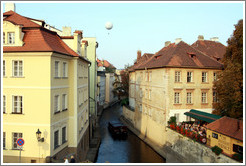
[124, 37, 225, 146]
[3, 8, 90, 163]
[206, 116, 243, 156]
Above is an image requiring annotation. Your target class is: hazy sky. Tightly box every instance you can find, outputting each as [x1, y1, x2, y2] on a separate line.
[2, 2, 244, 69]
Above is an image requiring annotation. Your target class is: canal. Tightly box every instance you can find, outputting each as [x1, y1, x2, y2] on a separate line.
[96, 103, 166, 163]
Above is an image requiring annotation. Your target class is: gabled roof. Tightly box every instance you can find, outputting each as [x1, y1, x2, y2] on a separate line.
[206, 116, 243, 141]
[136, 41, 223, 70]
[129, 53, 154, 72]
[3, 10, 41, 28]
[191, 40, 226, 62]
[97, 59, 116, 69]
[3, 11, 90, 63]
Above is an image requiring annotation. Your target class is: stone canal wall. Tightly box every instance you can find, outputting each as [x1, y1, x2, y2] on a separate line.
[122, 106, 239, 163]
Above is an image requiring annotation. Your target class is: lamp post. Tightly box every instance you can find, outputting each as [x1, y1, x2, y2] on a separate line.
[36, 129, 44, 142]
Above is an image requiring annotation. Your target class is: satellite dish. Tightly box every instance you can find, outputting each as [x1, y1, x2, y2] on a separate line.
[105, 22, 113, 30]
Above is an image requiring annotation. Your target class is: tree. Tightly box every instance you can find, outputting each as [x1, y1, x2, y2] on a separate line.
[213, 19, 243, 119]
[119, 64, 131, 97]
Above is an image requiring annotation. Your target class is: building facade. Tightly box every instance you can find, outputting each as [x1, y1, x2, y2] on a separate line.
[3, 8, 90, 163]
[124, 37, 225, 146]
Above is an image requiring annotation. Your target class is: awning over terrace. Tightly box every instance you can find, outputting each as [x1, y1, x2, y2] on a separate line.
[184, 109, 222, 123]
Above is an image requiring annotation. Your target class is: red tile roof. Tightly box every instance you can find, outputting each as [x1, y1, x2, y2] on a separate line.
[136, 41, 223, 70]
[206, 116, 243, 141]
[97, 59, 116, 69]
[3, 11, 41, 28]
[3, 11, 90, 63]
[191, 40, 226, 62]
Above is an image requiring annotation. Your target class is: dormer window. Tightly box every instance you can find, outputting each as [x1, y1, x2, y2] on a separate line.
[8, 32, 15, 44]
[155, 55, 161, 59]
[187, 52, 196, 58]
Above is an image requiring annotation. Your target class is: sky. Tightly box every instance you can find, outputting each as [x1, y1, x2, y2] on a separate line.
[2, 1, 244, 69]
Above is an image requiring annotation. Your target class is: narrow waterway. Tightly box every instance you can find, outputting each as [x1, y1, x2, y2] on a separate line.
[96, 103, 166, 163]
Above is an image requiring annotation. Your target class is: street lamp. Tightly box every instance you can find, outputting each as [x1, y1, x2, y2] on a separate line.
[36, 129, 44, 142]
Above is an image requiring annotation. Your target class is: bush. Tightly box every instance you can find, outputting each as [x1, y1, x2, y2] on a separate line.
[211, 146, 223, 155]
[232, 153, 243, 162]
[168, 116, 176, 125]
[120, 98, 129, 106]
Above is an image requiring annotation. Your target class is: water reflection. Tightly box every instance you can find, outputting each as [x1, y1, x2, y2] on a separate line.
[96, 103, 165, 163]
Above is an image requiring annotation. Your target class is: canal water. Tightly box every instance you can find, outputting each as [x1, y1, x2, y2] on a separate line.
[96, 103, 166, 163]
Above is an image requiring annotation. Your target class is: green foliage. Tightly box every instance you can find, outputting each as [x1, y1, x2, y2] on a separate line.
[232, 153, 243, 162]
[211, 146, 223, 155]
[213, 19, 243, 119]
[168, 116, 176, 125]
[120, 98, 129, 106]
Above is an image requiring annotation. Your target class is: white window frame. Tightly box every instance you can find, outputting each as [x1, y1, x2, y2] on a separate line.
[12, 60, 23, 77]
[62, 94, 67, 111]
[202, 72, 208, 83]
[187, 71, 193, 82]
[62, 62, 67, 77]
[55, 61, 60, 78]
[12, 132, 22, 149]
[3, 95, 6, 113]
[3, 60, 5, 77]
[174, 92, 180, 104]
[175, 71, 181, 82]
[54, 95, 60, 113]
[201, 92, 207, 103]
[8, 32, 15, 44]
[213, 72, 218, 81]
[187, 92, 192, 104]
[12, 96, 23, 114]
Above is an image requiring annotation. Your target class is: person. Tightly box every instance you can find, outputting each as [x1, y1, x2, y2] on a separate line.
[70, 155, 76, 163]
[64, 157, 69, 163]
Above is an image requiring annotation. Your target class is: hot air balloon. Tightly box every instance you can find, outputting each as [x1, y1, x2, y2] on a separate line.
[105, 22, 113, 30]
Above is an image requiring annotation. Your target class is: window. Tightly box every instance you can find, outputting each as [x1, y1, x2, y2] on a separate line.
[175, 71, 181, 82]
[13, 60, 23, 77]
[62, 62, 67, 77]
[3, 60, 5, 76]
[12, 132, 22, 149]
[201, 92, 207, 103]
[140, 88, 143, 98]
[202, 72, 207, 82]
[54, 95, 60, 113]
[3, 132, 6, 149]
[187, 72, 193, 82]
[145, 72, 148, 81]
[62, 127, 66, 144]
[212, 133, 218, 139]
[3, 32, 5, 44]
[55, 61, 59, 77]
[213, 72, 218, 81]
[233, 144, 243, 154]
[213, 91, 219, 103]
[54, 130, 59, 149]
[62, 94, 67, 111]
[12, 96, 23, 114]
[3, 95, 6, 113]
[187, 92, 192, 104]
[174, 92, 180, 104]
[8, 32, 15, 44]
[174, 113, 180, 123]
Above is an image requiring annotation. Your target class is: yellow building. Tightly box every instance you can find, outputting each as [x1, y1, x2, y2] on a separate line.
[125, 37, 225, 146]
[206, 116, 243, 156]
[2, 8, 90, 163]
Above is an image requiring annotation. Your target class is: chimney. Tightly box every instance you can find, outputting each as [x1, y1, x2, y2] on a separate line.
[62, 26, 72, 36]
[210, 37, 219, 42]
[165, 41, 171, 47]
[137, 50, 141, 63]
[198, 35, 204, 41]
[5, 3, 16, 12]
[175, 38, 182, 44]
